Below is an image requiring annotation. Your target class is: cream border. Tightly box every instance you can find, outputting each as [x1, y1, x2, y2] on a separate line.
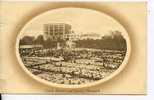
[15, 6, 131, 90]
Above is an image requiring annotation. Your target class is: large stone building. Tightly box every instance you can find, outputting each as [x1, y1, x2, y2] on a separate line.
[44, 23, 72, 41]
[44, 23, 80, 48]
[44, 23, 81, 41]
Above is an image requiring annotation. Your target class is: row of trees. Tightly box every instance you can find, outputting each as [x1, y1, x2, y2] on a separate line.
[19, 35, 65, 48]
[19, 31, 127, 51]
[75, 31, 127, 51]
[19, 35, 43, 45]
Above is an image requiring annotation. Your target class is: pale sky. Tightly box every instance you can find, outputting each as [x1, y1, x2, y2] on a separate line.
[20, 7, 128, 39]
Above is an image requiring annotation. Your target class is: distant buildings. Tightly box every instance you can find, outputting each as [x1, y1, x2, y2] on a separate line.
[80, 33, 101, 40]
[43, 23, 103, 49]
[67, 31, 80, 41]
[44, 23, 102, 41]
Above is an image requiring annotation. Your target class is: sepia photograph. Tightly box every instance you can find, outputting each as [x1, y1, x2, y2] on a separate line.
[16, 7, 131, 88]
[0, 1, 147, 94]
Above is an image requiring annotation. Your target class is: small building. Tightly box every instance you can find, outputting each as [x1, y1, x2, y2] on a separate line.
[19, 45, 43, 56]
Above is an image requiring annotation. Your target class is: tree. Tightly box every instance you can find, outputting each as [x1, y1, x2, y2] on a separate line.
[34, 35, 44, 45]
[43, 38, 57, 48]
[19, 36, 35, 45]
[75, 30, 127, 51]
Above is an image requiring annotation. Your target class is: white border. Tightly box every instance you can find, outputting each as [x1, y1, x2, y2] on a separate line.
[1, 0, 154, 99]
[15, 7, 131, 89]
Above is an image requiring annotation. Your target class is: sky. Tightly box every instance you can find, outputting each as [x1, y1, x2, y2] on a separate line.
[20, 7, 128, 39]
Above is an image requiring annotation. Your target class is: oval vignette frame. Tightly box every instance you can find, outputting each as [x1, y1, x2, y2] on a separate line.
[15, 7, 131, 89]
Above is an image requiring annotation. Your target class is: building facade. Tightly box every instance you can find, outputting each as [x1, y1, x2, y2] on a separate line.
[44, 23, 72, 41]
